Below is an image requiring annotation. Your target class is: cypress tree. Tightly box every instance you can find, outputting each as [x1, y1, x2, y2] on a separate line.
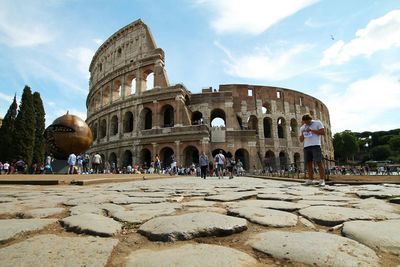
[14, 86, 35, 167]
[0, 95, 18, 161]
[32, 92, 46, 165]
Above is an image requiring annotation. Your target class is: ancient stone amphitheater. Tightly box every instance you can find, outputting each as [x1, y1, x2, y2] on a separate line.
[86, 19, 334, 172]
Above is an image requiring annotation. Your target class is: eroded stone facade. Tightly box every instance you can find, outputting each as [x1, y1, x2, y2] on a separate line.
[86, 19, 334, 172]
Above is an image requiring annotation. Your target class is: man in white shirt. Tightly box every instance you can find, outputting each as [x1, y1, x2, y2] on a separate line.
[214, 150, 225, 179]
[299, 114, 326, 186]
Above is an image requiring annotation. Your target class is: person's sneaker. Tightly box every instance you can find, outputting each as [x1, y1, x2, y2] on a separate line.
[319, 179, 325, 187]
[303, 179, 313, 186]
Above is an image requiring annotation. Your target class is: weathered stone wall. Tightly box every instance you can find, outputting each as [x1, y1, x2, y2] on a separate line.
[86, 19, 334, 172]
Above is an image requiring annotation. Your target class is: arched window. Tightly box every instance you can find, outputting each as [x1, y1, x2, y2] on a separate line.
[263, 117, 272, 138]
[141, 108, 152, 130]
[110, 115, 118, 136]
[262, 102, 271, 114]
[183, 146, 199, 166]
[112, 80, 122, 101]
[127, 74, 136, 95]
[123, 111, 134, 133]
[264, 150, 276, 170]
[290, 118, 298, 136]
[100, 119, 107, 138]
[91, 123, 98, 141]
[192, 111, 203, 125]
[123, 150, 133, 167]
[139, 149, 152, 169]
[210, 108, 226, 127]
[248, 115, 258, 133]
[279, 151, 288, 170]
[277, 117, 286, 139]
[144, 71, 154, 90]
[161, 105, 174, 127]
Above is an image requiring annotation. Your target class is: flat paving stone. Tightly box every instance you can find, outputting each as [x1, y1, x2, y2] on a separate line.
[21, 207, 65, 218]
[69, 203, 105, 215]
[297, 200, 348, 206]
[247, 231, 379, 267]
[112, 196, 166, 204]
[0, 234, 118, 267]
[138, 212, 247, 241]
[204, 191, 257, 202]
[343, 219, 400, 255]
[125, 243, 259, 267]
[0, 218, 57, 242]
[228, 199, 309, 212]
[60, 213, 122, 236]
[299, 206, 374, 226]
[111, 208, 177, 225]
[228, 207, 298, 227]
[256, 193, 301, 201]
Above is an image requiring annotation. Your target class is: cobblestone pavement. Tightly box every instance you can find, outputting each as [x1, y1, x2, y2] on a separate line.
[0, 176, 399, 266]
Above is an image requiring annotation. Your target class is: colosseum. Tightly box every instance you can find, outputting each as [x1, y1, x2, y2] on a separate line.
[86, 19, 334, 173]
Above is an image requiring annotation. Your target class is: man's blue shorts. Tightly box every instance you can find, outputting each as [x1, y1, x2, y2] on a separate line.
[304, 145, 323, 163]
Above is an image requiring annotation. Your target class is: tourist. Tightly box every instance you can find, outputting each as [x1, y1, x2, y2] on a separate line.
[299, 114, 326, 186]
[170, 153, 177, 175]
[214, 150, 225, 179]
[3, 161, 10, 174]
[199, 151, 209, 179]
[44, 154, 54, 174]
[76, 154, 83, 174]
[154, 154, 161, 174]
[67, 153, 77, 174]
[92, 153, 102, 174]
[15, 158, 25, 173]
[226, 154, 235, 179]
[83, 154, 90, 174]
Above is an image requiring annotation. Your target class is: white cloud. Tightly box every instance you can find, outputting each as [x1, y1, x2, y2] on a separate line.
[216, 41, 315, 80]
[66, 47, 95, 78]
[197, 0, 317, 35]
[316, 74, 400, 133]
[93, 39, 103, 45]
[0, 3, 54, 47]
[321, 9, 400, 66]
[0, 92, 13, 103]
[17, 59, 87, 95]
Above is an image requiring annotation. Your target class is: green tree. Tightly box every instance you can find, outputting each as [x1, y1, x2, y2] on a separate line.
[14, 86, 35, 167]
[0, 95, 18, 161]
[32, 92, 46, 164]
[332, 130, 358, 163]
[388, 135, 400, 153]
[370, 145, 391, 161]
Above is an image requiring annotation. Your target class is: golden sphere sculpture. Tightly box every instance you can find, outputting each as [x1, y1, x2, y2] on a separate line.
[44, 113, 93, 159]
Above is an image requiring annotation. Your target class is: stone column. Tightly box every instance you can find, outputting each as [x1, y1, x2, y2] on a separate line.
[175, 95, 183, 127]
[121, 74, 126, 100]
[153, 100, 159, 129]
[119, 108, 123, 138]
[174, 140, 181, 166]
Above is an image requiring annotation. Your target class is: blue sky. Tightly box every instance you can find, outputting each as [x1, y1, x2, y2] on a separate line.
[0, 0, 399, 134]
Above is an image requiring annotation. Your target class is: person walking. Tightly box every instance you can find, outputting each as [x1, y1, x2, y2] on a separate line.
[214, 150, 225, 179]
[154, 154, 161, 174]
[226, 155, 236, 179]
[44, 154, 54, 174]
[67, 153, 77, 174]
[199, 151, 209, 179]
[299, 114, 326, 186]
[92, 153, 102, 174]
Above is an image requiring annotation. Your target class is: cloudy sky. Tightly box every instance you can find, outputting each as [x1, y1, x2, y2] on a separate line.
[0, 0, 399, 134]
